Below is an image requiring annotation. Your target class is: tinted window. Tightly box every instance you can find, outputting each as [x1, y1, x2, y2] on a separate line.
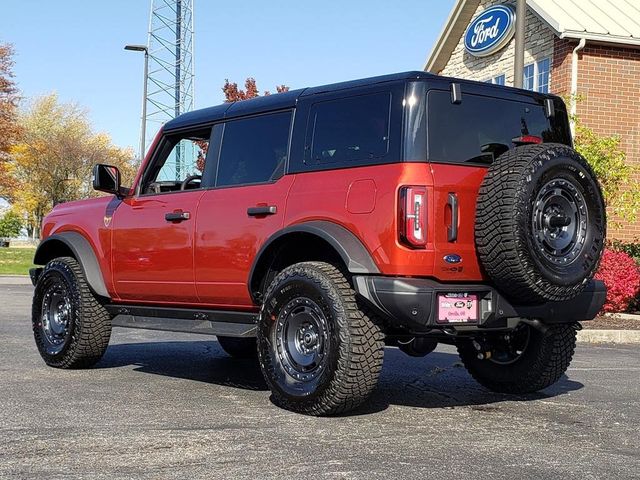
[217, 111, 291, 187]
[308, 93, 391, 165]
[427, 91, 569, 165]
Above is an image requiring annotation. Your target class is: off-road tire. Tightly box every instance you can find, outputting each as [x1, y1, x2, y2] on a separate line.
[32, 257, 111, 368]
[257, 262, 384, 416]
[457, 324, 577, 394]
[216, 336, 257, 359]
[476, 143, 605, 304]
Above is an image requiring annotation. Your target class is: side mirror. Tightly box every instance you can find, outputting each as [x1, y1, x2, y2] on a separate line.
[93, 164, 122, 196]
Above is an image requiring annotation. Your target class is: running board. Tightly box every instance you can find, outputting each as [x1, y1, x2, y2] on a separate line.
[106, 304, 258, 338]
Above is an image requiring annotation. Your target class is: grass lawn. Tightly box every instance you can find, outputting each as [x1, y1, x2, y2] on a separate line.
[0, 247, 35, 275]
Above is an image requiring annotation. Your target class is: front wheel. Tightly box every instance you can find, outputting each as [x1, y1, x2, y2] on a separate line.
[457, 323, 577, 394]
[257, 262, 384, 416]
[32, 257, 111, 368]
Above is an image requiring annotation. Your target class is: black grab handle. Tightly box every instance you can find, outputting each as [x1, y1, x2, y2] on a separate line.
[247, 206, 277, 217]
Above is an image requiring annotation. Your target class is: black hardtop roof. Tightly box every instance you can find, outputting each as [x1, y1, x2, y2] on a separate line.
[163, 71, 432, 131]
[163, 70, 561, 132]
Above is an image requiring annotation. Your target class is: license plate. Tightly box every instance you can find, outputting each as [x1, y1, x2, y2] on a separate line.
[436, 293, 479, 324]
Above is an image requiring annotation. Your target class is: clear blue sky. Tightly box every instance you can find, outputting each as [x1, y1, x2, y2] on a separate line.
[0, 0, 455, 151]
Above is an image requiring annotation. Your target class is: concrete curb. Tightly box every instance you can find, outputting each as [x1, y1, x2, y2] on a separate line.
[603, 312, 640, 321]
[0, 275, 32, 285]
[577, 329, 640, 344]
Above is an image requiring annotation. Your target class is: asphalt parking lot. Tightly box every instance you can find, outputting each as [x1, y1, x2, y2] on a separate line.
[1, 282, 639, 479]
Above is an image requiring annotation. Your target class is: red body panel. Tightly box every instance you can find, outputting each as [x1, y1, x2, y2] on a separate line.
[194, 176, 294, 308]
[39, 130, 489, 307]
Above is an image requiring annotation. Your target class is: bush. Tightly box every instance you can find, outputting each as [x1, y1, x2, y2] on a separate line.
[595, 249, 640, 313]
[609, 239, 640, 266]
[0, 211, 22, 238]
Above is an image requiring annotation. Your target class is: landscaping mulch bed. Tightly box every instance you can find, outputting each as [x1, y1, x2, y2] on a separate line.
[582, 314, 640, 330]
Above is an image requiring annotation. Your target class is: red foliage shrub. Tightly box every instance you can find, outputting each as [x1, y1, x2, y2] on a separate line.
[595, 249, 640, 312]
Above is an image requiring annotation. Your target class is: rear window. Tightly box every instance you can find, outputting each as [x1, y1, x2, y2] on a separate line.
[216, 111, 291, 187]
[427, 90, 570, 165]
[307, 92, 391, 166]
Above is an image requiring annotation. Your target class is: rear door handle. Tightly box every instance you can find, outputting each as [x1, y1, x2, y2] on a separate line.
[447, 193, 458, 242]
[247, 206, 277, 217]
[165, 211, 191, 222]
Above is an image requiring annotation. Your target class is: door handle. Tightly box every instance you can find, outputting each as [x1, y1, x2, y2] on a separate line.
[447, 193, 458, 242]
[165, 211, 191, 222]
[247, 205, 277, 217]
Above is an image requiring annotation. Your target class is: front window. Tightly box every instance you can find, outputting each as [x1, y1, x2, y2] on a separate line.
[141, 128, 211, 194]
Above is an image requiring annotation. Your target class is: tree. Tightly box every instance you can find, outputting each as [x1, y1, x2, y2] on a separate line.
[0, 44, 21, 199]
[574, 121, 640, 225]
[222, 77, 289, 102]
[0, 210, 22, 239]
[8, 93, 136, 237]
[195, 77, 289, 171]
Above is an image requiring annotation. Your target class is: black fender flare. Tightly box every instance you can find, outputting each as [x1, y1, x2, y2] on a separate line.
[33, 232, 110, 299]
[248, 220, 380, 301]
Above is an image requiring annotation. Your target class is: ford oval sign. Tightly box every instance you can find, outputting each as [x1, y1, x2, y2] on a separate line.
[464, 4, 516, 57]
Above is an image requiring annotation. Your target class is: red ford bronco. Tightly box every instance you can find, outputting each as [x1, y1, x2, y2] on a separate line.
[30, 72, 606, 415]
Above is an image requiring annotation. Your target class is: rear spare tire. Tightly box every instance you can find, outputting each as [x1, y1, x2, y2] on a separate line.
[475, 143, 605, 304]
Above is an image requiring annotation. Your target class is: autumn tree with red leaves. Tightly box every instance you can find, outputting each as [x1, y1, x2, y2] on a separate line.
[195, 78, 289, 171]
[0, 44, 21, 198]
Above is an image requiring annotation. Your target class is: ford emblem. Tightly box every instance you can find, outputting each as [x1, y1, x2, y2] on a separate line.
[464, 4, 516, 57]
[444, 254, 462, 264]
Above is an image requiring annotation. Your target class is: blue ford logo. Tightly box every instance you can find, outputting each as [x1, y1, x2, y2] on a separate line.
[444, 254, 462, 264]
[464, 4, 516, 57]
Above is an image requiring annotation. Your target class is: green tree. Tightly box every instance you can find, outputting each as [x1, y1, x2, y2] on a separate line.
[574, 121, 640, 225]
[0, 210, 23, 238]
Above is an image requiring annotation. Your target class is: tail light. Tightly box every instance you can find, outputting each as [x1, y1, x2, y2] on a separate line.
[399, 186, 427, 248]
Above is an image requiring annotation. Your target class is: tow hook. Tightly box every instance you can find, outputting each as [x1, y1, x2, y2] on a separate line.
[472, 338, 491, 360]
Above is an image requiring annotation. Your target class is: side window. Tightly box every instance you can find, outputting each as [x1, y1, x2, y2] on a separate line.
[216, 111, 292, 187]
[307, 92, 391, 165]
[427, 91, 567, 165]
[142, 128, 211, 194]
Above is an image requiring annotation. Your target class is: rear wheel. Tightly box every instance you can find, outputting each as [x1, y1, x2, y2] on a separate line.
[257, 262, 384, 415]
[32, 257, 111, 368]
[457, 323, 577, 394]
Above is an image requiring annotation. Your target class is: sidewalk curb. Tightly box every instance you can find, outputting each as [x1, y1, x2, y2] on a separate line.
[577, 329, 640, 344]
[603, 312, 640, 321]
[0, 275, 32, 285]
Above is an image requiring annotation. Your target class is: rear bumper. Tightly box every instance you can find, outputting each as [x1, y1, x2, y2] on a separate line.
[353, 276, 606, 332]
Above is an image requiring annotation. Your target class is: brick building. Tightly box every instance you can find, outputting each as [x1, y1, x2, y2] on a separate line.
[424, 0, 640, 241]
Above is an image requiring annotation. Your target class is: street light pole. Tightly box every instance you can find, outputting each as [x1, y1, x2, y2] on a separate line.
[124, 44, 149, 162]
[513, 0, 526, 88]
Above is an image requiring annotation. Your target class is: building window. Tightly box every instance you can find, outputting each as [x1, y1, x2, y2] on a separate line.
[485, 74, 506, 85]
[522, 59, 551, 93]
[537, 58, 550, 93]
[523, 64, 535, 91]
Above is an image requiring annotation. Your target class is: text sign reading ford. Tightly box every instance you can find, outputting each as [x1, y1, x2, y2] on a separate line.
[464, 4, 515, 57]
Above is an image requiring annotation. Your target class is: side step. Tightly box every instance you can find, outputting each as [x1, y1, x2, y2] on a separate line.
[106, 304, 258, 338]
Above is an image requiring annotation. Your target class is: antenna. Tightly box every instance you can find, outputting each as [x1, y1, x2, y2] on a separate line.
[145, 0, 194, 177]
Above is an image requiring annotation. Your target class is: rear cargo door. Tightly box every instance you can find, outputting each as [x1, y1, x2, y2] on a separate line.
[426, 88, 569, 281]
